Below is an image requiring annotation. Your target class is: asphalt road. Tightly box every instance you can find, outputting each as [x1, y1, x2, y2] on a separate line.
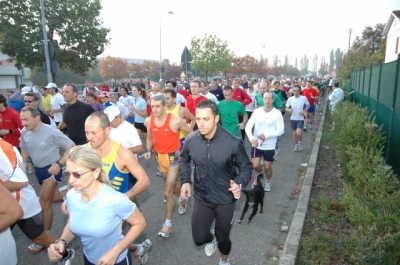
[12, 102, 324, 265]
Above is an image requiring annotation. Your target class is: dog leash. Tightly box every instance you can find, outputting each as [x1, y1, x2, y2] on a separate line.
[251, 139, 264, 188]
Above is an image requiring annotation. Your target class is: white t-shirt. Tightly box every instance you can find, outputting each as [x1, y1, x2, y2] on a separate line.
[203, 92, 219, 105]
[286, 96, 309, 121]
[115, 101, 129, 120]
[245, 89, 256, 112]
[51, 93, 65, 122]
[245, 107, 285, 150]
[109, 121, 142, 156]
[0, 141, 41, 219]
[0, 228, 17, 265]
[175, 93, 186, 106]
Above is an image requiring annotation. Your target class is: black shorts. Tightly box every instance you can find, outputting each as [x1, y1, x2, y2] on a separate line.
[134, 122, 147, 132]
[11, 213, 44, 239]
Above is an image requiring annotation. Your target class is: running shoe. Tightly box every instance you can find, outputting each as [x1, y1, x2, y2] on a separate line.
[309, 123, 313, 130]
[303, 126, 307, 132]
[158, 223, 171, 238]
[134, 239, 152, 265]
[219, 259, 231, 265]
[178, 197, 188, 215]
[205, 237, 218, 257]
[274, 148, 280, 161]
[294, 144, 299, 152]
[264, 180, 272, 192]
[298, 142, 303, 151]
[28, 243, 44, 253]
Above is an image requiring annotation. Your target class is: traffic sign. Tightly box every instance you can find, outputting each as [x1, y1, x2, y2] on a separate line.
[158, 65, 164, 73]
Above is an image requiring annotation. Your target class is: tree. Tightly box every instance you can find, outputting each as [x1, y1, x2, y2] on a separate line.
[318, 56, 329, 76]
[338, 23, 386, 79]
[99, 56, 129, 83]
[284, 55, 289, 67]
[190, 34, 231, 80]
[335, 48, 343, 68]
[312, 54, 319, 75]
[0, 0, 110, 80]
[329, 50, 335, 72]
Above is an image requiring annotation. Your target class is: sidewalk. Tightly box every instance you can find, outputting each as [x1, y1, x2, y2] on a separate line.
[12, 100, 327, 265]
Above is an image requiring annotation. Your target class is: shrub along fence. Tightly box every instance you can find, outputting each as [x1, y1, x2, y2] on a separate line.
[349, 54, 400, 175]
[333, 101, 400, 264]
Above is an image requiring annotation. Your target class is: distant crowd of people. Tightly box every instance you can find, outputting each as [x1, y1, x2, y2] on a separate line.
[0, 75, 344, 265]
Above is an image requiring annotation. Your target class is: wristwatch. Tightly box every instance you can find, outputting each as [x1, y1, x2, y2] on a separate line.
[56, 161, 63, 167]
[55, 238, 67, 246]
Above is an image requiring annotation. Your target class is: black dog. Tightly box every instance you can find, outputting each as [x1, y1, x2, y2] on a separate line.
[238, 174, 264, 224]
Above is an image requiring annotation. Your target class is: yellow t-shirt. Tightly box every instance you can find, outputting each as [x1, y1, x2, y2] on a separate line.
[42, 94, 52, 114]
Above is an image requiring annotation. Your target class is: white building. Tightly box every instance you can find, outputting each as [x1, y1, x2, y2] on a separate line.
[383, 10, 400, 63]
[0, 52, 32, 90]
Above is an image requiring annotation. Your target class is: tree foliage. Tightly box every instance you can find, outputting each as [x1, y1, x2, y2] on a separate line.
[335, 48, 343, 68]
[190, 34, 231, 80]
[99, 56, 129, 83]
[0, 0, 110, 76]
[338, 23, 386, 79]
[318, 56, 329, 76]
[329, 50, 335, 72]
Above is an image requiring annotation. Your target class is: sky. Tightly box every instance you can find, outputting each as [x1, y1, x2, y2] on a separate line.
[99, 0, 400, 67]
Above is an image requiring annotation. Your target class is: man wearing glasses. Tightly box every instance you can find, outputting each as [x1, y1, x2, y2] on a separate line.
[286, 85, 310, 151]
[23, 92, 55, 127]
[20, 106, 75, 252]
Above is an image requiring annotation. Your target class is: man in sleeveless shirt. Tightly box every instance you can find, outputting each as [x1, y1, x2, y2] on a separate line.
[84, 112, 152, 260]
[144, 94, 192, 238]
[164, 89, 196, 150]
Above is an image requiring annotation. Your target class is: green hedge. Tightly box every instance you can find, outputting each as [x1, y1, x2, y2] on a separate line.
[332, 101, 400, 264]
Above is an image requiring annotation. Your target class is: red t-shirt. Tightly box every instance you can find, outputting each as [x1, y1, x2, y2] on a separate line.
[101, 85, 110, 92]
[186, 95, 207, 122]
[302, 88, 319, 105]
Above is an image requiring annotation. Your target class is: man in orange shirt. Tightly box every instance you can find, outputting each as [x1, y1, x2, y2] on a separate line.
[144, 93, 192, 238]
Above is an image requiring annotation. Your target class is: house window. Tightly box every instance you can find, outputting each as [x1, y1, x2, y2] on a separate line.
[396, 37, 399, 54]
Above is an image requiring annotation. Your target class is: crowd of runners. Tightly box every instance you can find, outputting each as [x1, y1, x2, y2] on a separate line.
[0, 75, 344, 265]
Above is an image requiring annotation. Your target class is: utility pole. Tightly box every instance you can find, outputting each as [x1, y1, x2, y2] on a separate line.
[348, 29, 352, 51]
[40, 0, 52, 83]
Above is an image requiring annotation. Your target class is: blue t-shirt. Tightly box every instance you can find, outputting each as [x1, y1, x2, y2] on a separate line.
[67, 184, 135, 264]
[133, 97, 147, 123]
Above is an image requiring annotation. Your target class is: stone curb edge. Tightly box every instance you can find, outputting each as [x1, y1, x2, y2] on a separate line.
[278, 99, 328, 265]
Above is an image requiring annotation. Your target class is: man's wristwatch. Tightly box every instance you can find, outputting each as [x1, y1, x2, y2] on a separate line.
[56, 161, 63, 167]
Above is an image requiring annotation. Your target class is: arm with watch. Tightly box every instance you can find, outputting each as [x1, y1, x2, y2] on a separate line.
[47, 144, 76, 176]
[48, 222, 76, 262]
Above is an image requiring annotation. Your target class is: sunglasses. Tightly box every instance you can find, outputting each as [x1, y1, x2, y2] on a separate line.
[24, 100, 35, 103]
[64, 170, 93, 179]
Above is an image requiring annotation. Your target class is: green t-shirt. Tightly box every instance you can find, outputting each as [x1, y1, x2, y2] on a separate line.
[254, 92, 284, 110]
[218, 99, 247, 136]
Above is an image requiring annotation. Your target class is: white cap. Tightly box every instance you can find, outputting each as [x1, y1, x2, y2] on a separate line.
[45, 83, 57, 89]
[21, 86, 31, 94]
[104, 105, 120, 122]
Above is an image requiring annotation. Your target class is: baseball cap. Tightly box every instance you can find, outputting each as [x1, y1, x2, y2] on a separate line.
[100, 91, 110, 97]
[104, 105, 120, 122]
[45, 83, 57, 89]
[21, 86, 31, 94]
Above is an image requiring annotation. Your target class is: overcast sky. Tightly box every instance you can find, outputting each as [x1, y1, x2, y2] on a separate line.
[99, 0, 400, 66]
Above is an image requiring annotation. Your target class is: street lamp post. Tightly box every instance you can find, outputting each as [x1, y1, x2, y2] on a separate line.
[159, 11, 174, 81]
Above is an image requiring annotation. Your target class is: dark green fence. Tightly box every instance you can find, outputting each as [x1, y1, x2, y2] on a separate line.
[349, 54, 400, 175]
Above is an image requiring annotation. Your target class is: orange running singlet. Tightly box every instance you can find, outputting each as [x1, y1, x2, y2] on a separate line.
[150, 113, 180, 154]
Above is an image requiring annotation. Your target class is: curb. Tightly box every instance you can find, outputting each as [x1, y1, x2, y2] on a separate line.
[278, 99, 328, 265]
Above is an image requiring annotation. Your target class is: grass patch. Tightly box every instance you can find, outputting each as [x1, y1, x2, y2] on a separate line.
[298, 231, 338, 265]
[279, 210, 288, 222]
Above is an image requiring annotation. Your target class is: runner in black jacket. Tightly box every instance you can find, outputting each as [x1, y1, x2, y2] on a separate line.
[179, 100, 252, 265]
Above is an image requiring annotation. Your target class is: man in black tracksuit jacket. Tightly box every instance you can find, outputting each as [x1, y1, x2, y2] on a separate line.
[179, 100, 252, 265]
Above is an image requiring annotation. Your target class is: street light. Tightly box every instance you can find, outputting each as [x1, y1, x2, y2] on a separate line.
[159, 11, 174, 81]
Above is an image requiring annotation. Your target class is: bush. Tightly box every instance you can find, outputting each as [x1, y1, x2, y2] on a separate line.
[332, 100, 400, 263]
[332, 101, 385, 177]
